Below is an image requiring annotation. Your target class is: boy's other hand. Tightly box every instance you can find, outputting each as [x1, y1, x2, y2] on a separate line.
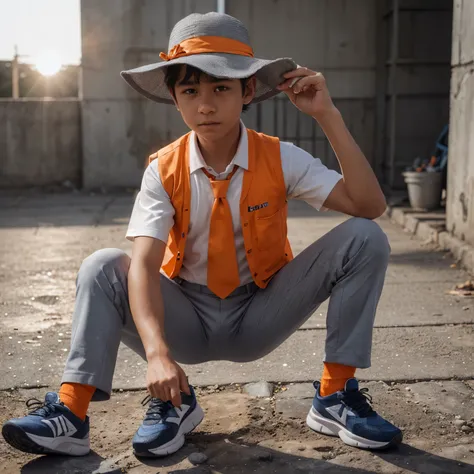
[146, 353, 191, 407]
[277, 67, 336, 121]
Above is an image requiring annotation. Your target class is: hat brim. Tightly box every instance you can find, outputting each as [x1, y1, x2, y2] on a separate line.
[120, 54, 297, 104]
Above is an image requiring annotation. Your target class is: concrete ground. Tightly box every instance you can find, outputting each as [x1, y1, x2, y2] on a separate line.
[0, 190, 473, 473]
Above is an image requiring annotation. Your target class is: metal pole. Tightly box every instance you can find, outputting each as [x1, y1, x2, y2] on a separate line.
[217, 0, 225, 14]
[12, 45, 20, 99]
[374, 0, 387, 185]
[388, 0, 399, 188]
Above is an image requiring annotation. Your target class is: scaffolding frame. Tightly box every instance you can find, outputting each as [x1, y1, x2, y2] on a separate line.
[376, 0, 452, 191]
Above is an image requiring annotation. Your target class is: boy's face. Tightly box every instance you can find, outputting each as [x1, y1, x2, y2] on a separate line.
[171, 67, 256, 138]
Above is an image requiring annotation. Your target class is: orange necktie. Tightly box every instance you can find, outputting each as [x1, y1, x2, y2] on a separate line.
[203, 167, 240, 298]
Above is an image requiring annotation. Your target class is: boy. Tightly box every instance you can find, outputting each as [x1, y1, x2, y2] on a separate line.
[2, 12, 401, 458]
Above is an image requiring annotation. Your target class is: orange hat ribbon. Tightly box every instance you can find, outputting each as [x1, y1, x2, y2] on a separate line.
[160, 36, 254, 61]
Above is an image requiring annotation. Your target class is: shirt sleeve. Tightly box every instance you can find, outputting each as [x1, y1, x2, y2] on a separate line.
[280, 141, 342, 211]
[125, 160, 175, 243]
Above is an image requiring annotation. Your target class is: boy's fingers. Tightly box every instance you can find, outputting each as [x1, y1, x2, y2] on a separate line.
[179, 370, 191, 395]
[283, 66, 313, 79]
[280, 71, 324, 93]
[155, 386, 166, 401]
[292, 76, 316, 93]
[151, 383, 163, 400]
[170, 386, 181, 407]
[277, 77, 303, 90]
[147, 386, 156, 398]
[293, 74, 326, 94]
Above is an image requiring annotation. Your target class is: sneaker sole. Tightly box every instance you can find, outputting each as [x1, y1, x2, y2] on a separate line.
[306, 407, 402, 450]
[134, 403, 205, 458]
[2, 422, 90, 456]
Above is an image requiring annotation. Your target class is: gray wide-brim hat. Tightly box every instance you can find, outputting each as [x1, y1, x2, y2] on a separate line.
[120, 12, 297, 105]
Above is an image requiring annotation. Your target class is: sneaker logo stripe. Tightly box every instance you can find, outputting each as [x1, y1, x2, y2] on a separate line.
[41, 416, 77, 437]
[42, 419, 57, 436]
[55, 417, 62, 434]
[53, 419, 60, 437]
[51, 419, 58, 437]
[326, 404, 349, 425]
[63, 416, 77, 435]
[53, 418, 62, 436]
[58, 416, 67, 434]
[166, 404, 190, 425]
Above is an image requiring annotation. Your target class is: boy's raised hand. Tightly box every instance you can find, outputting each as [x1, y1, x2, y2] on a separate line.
[277, 67, 336, 121]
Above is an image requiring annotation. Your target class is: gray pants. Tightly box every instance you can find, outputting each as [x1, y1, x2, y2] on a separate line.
[62, 217, 390, 400]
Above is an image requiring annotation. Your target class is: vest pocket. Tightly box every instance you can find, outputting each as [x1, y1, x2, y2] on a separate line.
[255, 206, 286, 251]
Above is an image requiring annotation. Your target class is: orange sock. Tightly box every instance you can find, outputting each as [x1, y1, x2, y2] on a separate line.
[319, 362, 356, 397]
[59, 383, 95, 421]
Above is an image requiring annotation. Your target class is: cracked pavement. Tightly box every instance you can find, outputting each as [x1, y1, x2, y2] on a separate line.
[0, 190, 473, 473]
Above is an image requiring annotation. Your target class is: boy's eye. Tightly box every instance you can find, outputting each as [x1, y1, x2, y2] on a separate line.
[183, 88, 196, 95]
[216, 86, 228, 92]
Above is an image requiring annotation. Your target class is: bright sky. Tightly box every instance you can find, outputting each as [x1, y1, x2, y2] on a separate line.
[0, 0, 81, 64]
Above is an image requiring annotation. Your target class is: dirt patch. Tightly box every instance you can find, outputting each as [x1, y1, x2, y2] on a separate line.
[1, 384, 474, 473]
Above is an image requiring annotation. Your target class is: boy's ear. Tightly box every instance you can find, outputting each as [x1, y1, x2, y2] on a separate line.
[243, 76, 257, 104]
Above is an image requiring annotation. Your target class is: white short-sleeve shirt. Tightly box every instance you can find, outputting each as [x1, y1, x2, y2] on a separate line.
[126, 123, 342, 285]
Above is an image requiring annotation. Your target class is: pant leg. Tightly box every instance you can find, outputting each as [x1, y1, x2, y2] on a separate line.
[61, 248, 208, 400]
[229, 217, 390, 368]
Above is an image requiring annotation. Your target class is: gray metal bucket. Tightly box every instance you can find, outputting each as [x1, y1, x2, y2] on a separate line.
[402, 171, 443, 210]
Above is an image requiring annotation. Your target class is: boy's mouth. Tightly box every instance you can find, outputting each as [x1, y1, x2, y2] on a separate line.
[198, 122, 220, 127]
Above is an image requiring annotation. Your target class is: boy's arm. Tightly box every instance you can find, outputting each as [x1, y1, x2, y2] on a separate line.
[278, 68, 387, 219]
[129, 235, 190, 406]
[128, 236, 168, 360]
[126, 162, 188, 406]
[317, 108, 387, 219]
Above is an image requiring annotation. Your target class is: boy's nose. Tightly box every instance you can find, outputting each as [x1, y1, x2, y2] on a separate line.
[198, 102, 216, 115]
[197, 90, 217, 114]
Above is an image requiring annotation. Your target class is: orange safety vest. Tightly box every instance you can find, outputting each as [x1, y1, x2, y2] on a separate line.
[148, 128, 294, 288]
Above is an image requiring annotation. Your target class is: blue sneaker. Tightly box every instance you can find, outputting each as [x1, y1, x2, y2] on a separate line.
[306, 378, 402, 450]
[133, 386, 204, 457]
[2, 392, 90, 456]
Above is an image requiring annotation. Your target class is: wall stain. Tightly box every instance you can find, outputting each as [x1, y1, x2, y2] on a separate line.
[459, 192, 468, 222]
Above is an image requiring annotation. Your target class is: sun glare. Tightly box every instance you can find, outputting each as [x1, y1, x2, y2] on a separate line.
[35, 51, 63, 76]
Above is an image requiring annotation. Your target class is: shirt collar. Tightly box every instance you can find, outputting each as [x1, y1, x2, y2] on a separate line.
[189, 120, 249, 174]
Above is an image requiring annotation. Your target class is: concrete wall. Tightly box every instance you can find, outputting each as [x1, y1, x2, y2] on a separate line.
[446, 0, 474, 245]
[80, 0, 215, 189]
[230, 0, 378, 174]
[80, 0, 380, 188]
[80, 0, 452, 190]
[0, 99, 81, 187]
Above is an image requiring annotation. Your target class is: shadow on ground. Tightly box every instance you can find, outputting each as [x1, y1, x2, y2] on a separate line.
[18, 432, 474, 474]
[20, 450, 105, 473]
[388, 250, 454, 267]
[373, 443, 474, 473]
[147, 434, 474, 474]
[17, 428, 473, 474]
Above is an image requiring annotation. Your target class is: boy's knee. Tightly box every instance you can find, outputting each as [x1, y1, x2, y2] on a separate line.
[344, 217, 391, 261]
[78, 248, 130, 281]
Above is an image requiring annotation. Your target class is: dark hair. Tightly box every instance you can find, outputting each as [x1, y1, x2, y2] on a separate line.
[165, 64, 250, 112]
